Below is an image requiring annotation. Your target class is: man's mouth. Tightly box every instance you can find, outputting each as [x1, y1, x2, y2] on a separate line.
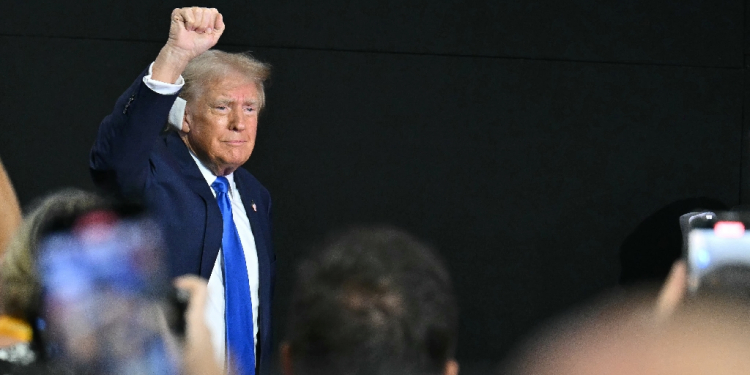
[224, 140, 247, 145]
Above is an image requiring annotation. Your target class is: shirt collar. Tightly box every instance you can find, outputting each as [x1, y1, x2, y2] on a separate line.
[189, 151, 236, 195]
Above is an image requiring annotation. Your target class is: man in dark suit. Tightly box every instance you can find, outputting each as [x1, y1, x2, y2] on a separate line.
[90, 7, 274, 375]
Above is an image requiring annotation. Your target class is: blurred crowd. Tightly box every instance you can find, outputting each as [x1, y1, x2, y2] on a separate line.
[5, 152, 750, 375]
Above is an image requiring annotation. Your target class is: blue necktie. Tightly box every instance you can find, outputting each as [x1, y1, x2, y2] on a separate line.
[211, 176, 255, 375]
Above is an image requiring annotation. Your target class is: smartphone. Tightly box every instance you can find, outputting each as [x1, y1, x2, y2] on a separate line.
[685, 212, 750, 297]
[37, 210, 181, 375]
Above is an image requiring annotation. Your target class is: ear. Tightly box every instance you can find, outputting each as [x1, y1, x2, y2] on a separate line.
[181, 106, 191, 133]
[280, 342, 294, 375]
[444, 359, 459, 375]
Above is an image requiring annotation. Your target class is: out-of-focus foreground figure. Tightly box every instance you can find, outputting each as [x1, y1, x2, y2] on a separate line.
[501, 292, 750, 375]
[0, 189, 103, 370]
[0, 157, 22, 255]
[281, 227, 459, 375]
[0, 189, 222, 375]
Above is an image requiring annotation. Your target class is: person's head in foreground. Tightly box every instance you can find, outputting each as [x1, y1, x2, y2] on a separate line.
[0, 189, 104, 330]
[281, 227, 459, 375]
[500, 292, 750, 375]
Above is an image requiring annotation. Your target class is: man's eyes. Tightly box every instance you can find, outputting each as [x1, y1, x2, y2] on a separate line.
[213, 105, 255, 112]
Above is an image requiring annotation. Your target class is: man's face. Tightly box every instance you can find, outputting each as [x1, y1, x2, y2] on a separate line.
[183, 73, 260, 176]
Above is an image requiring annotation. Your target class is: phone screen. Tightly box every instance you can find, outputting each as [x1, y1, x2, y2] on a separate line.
[687, 221, 750, 295]
[37, 212, 179, 375]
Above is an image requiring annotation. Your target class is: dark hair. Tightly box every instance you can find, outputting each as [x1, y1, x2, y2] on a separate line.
[285, 227, 458, 375]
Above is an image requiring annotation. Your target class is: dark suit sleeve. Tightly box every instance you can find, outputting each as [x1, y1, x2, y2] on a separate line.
[90, 68, 180, 197]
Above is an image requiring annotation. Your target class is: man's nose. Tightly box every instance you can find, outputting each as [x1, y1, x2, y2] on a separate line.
[228, 109, 246, 131]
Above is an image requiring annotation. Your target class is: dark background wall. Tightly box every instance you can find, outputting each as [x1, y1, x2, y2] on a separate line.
[1, 1, 747, 373]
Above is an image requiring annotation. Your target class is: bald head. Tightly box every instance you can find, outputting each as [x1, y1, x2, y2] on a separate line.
[504, 295, 750, 375]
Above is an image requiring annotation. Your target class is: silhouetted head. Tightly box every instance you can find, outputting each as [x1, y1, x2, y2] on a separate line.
[282, 227, 459, 375]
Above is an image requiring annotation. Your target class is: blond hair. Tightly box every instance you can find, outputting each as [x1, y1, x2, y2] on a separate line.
[0, 189, 103, 321]
[179, 50, 271, 110]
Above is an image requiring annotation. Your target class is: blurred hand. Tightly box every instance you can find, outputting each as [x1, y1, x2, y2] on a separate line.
[655, 260, 687, 320]
[0, 157, 21, 254]
[174, 275, 224, 375]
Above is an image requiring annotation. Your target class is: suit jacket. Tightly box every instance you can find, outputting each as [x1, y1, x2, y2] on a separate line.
[90, 69, 275, 375]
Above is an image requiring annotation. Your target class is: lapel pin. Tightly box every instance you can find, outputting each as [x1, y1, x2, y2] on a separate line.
[251, 200, 257, 212]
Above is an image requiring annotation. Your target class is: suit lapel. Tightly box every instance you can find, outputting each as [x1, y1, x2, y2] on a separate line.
[165, 132, 223, 278]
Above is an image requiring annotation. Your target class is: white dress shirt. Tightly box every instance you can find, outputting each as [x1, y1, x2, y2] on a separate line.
[143, 64, 260, 367]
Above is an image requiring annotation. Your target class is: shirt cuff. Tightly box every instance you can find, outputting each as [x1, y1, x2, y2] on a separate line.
[143, 62, 185, 95]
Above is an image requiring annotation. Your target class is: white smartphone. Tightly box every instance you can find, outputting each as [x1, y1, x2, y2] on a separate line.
[686, 212, 750, 297]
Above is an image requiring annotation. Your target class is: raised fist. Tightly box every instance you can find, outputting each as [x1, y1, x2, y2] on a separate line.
[152, 7, 225, 83]
[166, 7, 225, 60]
